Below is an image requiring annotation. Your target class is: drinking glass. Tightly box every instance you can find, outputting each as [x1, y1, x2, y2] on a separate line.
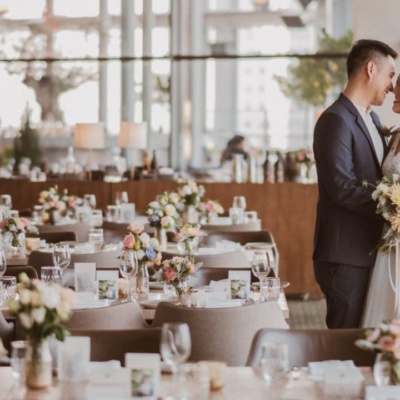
[0, 276, 17, 302]
[1, 195, 12, 211]
[106, 205, 120, 222]
[84, 194, 97, 209]
[41, 266, 61, 286]
[115, 191, 128, 205]
[252, 251, 271, 281]
[0, 251, 6, 278]
[261, 277, 281, 302]
[374, 354, 392, 386]
[11, 341, 28, 383]
[9, 210, 19, 218]
[160, 323, 191, 375]
[90, 210, 103, 228]
[260, 342, 289, 385]
[119, 250, 138, 284]
[177, 364, 210, 400]
[229, 207, 243, 225]
[52, 243, 71, 283]
[88, 228, 104, 251]
[233, 196, 247, 211]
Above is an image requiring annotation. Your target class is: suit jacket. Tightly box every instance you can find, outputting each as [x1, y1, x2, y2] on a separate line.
[313, 93, 388, 267]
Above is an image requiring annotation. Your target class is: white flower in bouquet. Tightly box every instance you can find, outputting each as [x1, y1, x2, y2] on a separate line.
[169, 193, 180, 204]
[150, 201, 160, 209]
[164, 204, 176, 216]
[137, 249, 145, 260]
[181, 185, 192, 196]
[41, 286, 61, 309]
[139, 232, 151, 244]
[19, 313, 33, 329]
[19, 289, 31, 305]
[31, 307, 46, 324]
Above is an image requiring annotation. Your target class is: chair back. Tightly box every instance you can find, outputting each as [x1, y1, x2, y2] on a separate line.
[102, 221, 153, 234]
[64, 301, 148, 330]
[0, 312, 14, 353]
[5, 266, 38, 281]
[152, 302, 288, 366]
[246, 328, 375, 368]
[38, 223, 90, 242]
[202, 220, 262, 233]
[104, 229, 125, 244]
[69, 328, 161, 365]
[27, 231, 77, 243]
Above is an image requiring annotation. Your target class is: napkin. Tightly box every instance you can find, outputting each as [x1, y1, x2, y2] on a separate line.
[366, 386, 400, 400]
[74, 244, 95, 254]
[215, 240, 242, 250]
[308, 360, 363, 381]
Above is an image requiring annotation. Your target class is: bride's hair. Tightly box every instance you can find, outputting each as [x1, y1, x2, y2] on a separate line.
[347, 39, 397, 78]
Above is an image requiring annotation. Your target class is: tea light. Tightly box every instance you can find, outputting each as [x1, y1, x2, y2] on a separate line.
[198, 361, 227, 390]
[118, 278, 129, 299]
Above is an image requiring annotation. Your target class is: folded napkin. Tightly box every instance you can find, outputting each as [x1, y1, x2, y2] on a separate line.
[308, 360, 363, 381]
[205, 299, 242, 308]
[74, 244, 95, 254]
[215, 240, 242, 250]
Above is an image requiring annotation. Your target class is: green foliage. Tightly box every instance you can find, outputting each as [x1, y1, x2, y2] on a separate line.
[275, 29, 353, 107]
[14, 118, 42, 169]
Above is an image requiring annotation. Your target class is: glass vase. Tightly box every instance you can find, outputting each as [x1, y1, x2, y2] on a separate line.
[164, 277, 191, 306]
[26, 339, 53, 389]
[374, 353, 400, 386]
[183, 205, 199, 224]
[3, 231, 25, 258]
[133, 261, 149, 301]
[156, 227, 168, 252]
[177, 237, 198, 255]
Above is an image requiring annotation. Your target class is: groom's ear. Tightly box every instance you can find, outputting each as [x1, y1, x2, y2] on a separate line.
[366, 61, 376, 80]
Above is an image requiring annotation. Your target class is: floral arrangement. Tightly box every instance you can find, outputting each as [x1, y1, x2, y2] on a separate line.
[146, 192, 180, 229]
[39, 185, 82, 222]
[356, 320, 400, 384]
[161, 256, 202, 296]
[197, 200, 224, 220]
[295, 148, 315, 165]
[122, 222, 162, 265]
[382, 125, 400, 138]
[363, 173, 400, 253]
[0, 217, 38, 247]
[8, 273, 76, 344]
[177, 223, 203, 241]
[177, 179, 205, 207]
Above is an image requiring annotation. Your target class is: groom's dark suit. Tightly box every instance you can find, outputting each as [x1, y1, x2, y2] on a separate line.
[313, 93, 388, 329]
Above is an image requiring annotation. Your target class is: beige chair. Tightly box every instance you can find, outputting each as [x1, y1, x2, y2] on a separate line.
[152, 302, 288, 366]
[102, 221, 153, 234]
[0, 312, 15, 353]
[70, 328, 161, 365]
[5, 266, 38, 281]
[28, 249, 121, 287]
[27, 231, 77, 243]
[38, 223, 90, 242]
[64, 301, 148, 330]
[104, 229, 125, 244]
[246, 329, 375, 368]
[202, 220, 262, 233]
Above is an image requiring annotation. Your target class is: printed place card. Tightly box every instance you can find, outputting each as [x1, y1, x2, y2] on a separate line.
[75, 263, 96, 293]
[323, 369, 363, 398]
[125, 353, 160, 399]
[97, 271, 119, 301]
[228, 271, 251, 300]
[120, 203, 136, 223]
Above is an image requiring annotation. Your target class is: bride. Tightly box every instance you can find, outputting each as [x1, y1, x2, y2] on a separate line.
[362, 73, 400, 327]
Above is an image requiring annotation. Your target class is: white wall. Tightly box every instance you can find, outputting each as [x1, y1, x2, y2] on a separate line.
[354, 0, 400, 126]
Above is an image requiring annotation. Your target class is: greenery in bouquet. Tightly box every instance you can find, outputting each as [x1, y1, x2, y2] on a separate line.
[382, 125, 400, 138]
[356, 320, 400, 384]
[122, 222, 162, 265]
[295, 148, 315, 166]
[177, 179, 205, 207]
[0, 217, 38, 247]
[8, 273, 76, 345]
[161, 256, 203, 296]
[146, 192, 180, 229]
[363, 172, 400, 253]
[38, 185, 82, 222]
[197, 200, 224, 219]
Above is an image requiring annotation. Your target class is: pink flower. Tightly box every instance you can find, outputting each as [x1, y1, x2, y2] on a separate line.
[56, 201, 66, 211]
[389, 322, 400, 337]
[161, 217, 170, 227]
[128, 222, 145, 234]
[379, 336, 394, 351]
[154, 252, 162, 266]
[366, 328, 381, 343]
[123, 234, 135, 249]
[38, 198, 44, 204]
[186, 262, 195, 274]
[68, 198, 75, 207]
[60, 288, 76, 305]
[16, 222, 25, 230]
[0, 220, 6, 229]
[163, 268, 177, 282]
[48, 200, 55, 208]
[20, 218, 30, 229]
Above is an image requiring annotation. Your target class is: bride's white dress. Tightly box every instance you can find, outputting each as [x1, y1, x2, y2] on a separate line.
[362, 134, 400, 328]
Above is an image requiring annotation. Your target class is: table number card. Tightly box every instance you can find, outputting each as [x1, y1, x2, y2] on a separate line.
[228, 271, 251, 300]
[125, 353, 160, 399]
[97, 271, 119, 301]
[75, 263, 96, 292]
[120, 203, 136, 223]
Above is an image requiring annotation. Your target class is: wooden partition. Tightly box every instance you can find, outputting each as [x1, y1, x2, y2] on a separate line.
[0, 179, 320, 296]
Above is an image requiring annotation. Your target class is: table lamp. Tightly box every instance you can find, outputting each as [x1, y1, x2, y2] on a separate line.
[75, 123, 105, 181]
[118, 122, 148, 180]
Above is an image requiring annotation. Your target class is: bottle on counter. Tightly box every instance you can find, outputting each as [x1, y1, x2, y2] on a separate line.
[275, 151, 285, 183]
[142, 151, 150, 174]
[263, 151, 275, 183]
[150, 150, 157, 172]
[66, 146, 76, 173]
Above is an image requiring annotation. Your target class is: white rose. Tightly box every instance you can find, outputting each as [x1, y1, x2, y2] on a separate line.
[157, 210, 164, 217]
[19, 289, 31, 305]
[383, 212, 391, 221]
[30, 291, 42, 307]
[137, 249, 145, 260]
[31, 307, 46, 324]
[181, 185, 192, 196]
[379, 195, 387, 206]
[377, 183, 389, 194]
[146, 208, 153, 215]
[139, 232, 151, 244]
[149, 201, 160, 209]
[372, 190, 380, 201]
[393, 174, 400, 182]
[169, 193, 180, 204]
[164, 205, 176, 216]
[19, 313, 33, 329]
[41, 286, 60, 309]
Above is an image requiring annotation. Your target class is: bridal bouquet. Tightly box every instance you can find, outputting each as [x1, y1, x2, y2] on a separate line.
[177, 179, 205, 207]
[356, 320, 400, 384]
[146, 192, 180, 229]
[364, 173, 400, 253]
[122, 222, 162, 265]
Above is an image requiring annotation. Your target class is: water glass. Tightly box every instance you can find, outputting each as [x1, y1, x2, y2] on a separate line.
[119, 250, 138, 280]
[52, 243, 71, 278]
[229, 207, 244, 224]
[161, 323, 191, 374]
[90, 210, 103, 228]
[9, 210, 19, 218]
[88, 228, 104, 251]
[374, 354, 392, 386]
[84, 194, 97, 209]
[177, 364, 210, 400]
[252, 251, 271, 281]
[1, 195, 12, 211]
[233, 196, 247, 210]
[11, 341, 28, 383]
[115, 191, 129, 205]
[0, 276, 17, 301]
[41, 266, 61, 286]
[106, 205, 120, 222]
[260, 342, 289, 385]
[260, 277, 281, 302]
[0, 251, 6, 277]
[244, 211, 258, 222]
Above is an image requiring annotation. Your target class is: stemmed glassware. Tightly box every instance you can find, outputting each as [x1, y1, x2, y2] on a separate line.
[52, 243, 71, 286]
[233, 196, 247, 211]
[252, 252, 272, 302]
[119, 250, 139, 298]
[84, 194, 97, 209]
[115, 191, 129, 205]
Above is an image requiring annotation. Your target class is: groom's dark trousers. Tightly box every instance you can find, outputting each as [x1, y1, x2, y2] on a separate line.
[313, 94, 387, 329]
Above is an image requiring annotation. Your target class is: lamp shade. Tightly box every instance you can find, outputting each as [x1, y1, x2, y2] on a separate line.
[118, 122, 148, 149]
[75, 123, 105, 149]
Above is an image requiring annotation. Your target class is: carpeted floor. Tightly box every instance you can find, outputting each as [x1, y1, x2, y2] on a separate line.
[287, 298, 327, 329]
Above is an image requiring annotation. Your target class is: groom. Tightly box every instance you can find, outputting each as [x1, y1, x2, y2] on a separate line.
[313, 40, 397, 329]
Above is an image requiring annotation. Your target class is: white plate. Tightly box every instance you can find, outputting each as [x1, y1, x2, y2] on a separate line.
[149, 282, 165, 290]
[245, 242, 275, 250]
[252, 281, 290, 289]
[139, 299, 178, 309]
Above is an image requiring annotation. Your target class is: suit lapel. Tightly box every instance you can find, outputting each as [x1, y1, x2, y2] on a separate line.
[371, 112, 389, 158]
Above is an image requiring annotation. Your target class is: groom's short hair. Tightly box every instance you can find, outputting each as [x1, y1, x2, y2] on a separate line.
[347, 39, 397, 78]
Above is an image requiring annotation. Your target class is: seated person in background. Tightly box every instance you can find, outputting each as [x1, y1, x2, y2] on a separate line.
[220, 135, 248, 165]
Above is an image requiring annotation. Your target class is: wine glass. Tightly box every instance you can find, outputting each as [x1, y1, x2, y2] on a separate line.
[1, 195, 12, 211]
[84, 194, 97, 209]
[115, 191, 129, 205]
[52, 243, 71, 285]
[161, 323, 191, 375]
[233, 196, 247, 210]
[119, 250, 138, 294]
[260, 342, 289, 386]
[252, 251, 271, 280]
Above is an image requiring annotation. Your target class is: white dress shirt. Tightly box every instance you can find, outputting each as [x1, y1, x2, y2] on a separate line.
[352, 102, 384, 165]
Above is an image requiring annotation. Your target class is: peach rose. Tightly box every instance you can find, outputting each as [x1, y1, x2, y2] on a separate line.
[16, 222, 25, 230]
[20, 217, 30, 229]
[163, 268, 177, 282]
[186, 262, 195, 274]
[154, 252, 162, 266]
[123, 234, 136, 249]
[128, 222, 145, 234]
